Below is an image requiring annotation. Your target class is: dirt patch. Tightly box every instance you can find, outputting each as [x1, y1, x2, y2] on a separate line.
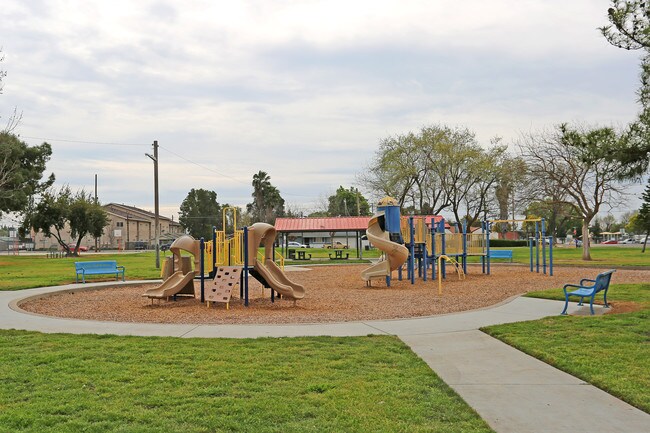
[605, 301, 646, 315]
[19, 265, 650, 325]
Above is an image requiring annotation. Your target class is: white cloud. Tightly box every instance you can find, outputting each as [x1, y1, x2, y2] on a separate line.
[0, 0, 644, 220]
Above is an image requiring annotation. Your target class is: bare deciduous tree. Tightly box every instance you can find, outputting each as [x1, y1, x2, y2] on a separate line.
[518, 124, 629, 260]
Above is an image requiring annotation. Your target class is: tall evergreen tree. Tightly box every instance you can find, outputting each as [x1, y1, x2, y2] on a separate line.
[0, 132, 54, 215]
[246, 171, 285, 224]
[600, 1, 650, 176]
[178, 188, 222, 240]
[638, 177, 650, 252]
[327, 186, 371, 216]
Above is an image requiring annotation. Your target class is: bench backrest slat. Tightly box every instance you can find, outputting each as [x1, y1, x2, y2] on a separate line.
[594, 270, 615, 292]
[75, 261, 118, 271]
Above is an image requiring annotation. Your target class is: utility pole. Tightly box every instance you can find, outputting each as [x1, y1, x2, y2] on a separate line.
[146, 141, 160, 269]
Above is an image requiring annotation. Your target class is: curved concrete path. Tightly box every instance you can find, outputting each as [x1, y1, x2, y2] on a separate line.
[2, 282, 648, 433]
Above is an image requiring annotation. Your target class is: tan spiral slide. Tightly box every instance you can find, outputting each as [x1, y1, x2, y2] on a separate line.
[361, 213, 409, 285]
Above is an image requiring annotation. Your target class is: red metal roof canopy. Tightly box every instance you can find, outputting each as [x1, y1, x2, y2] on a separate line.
[275, 217, 370, 232]
[274, 215, 446, 232]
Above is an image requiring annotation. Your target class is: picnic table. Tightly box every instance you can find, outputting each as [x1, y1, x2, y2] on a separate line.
[296, 250, 311, 260]
[329, 250, 349, 260]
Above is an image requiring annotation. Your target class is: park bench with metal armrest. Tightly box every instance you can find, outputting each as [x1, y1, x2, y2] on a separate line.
[75, 260, 125, 283]
[561, 269, 615, 315]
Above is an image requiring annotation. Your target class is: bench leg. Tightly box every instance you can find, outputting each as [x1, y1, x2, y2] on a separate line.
[561, 293, 570, 315]
[577, 296, 584, 306]
[603, 290, 610, 308]
[589, 296, 595, 315]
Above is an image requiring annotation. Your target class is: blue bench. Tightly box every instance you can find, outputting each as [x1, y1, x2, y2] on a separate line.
[488, 250, 513, 262]
[75, 261, 125, 283]
[561, 269, 615, 315]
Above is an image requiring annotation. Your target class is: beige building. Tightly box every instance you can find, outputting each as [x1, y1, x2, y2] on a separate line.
[31, 203, 184, 250]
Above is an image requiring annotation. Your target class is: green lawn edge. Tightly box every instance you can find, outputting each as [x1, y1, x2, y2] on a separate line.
[0, 332, 494, 433]
[482, 283, 650, 413]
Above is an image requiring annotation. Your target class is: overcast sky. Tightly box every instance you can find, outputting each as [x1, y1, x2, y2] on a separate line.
[1, 0, 646, 224]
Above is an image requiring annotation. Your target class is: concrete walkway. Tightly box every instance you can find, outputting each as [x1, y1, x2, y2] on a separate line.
[2, 283, 648, 433]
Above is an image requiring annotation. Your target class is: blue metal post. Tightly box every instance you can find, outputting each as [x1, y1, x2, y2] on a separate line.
[541, 219, 547, 275]
[243, 226, 249, 307]
[200, 237, 205, 303]
[409, 217, 415, 285]
[486, 221, 491, 275]
[441, 221, 447, 279]
[431, 224, 437, 280]
[535, 221, 540, 273]
[529, 237, 534, 272]
[212, 226, 217, 275]
[549, 236, 554, 276]
[462, 220, 468, 274]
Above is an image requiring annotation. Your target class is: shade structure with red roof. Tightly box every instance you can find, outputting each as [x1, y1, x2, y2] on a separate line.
[274, 217, 371, 233]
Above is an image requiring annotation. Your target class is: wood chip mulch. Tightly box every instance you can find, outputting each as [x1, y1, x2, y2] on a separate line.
[19, 265, 650, 325]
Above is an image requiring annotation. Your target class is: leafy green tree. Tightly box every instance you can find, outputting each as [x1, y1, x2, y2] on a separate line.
[178, 188, 224, 240]
[360, 124, 506, 224]
[523, 200, 582, 240]
[246, 171, 285, 224]
[0, 132, 54, 215]
[600, 1, 650, 176]
[494, 155, 528, 232]
[21, 186, 108, 256]
[518, 124, 630, 260]
[637, 177, 650, 251]
[327, 186, 371, 216]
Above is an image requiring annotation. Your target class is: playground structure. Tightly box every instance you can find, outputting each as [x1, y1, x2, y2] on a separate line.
[362, 198, 554, 287]
[144, 208, 304, 308]
[488, 218, 554, 276]
[361, 198, 409, 286]
[142, 235, 201, 302]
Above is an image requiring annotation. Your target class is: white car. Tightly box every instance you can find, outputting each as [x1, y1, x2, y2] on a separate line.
[287, 241, 307, 248]
[619, 238, 635, 244]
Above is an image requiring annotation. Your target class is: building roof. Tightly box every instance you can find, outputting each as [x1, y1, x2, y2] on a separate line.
[275, 217, 371, 232]
[105, 203, 179, 224]
[275, 215, 446, 232]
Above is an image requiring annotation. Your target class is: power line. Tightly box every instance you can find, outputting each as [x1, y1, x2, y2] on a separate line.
[19, 135, 318, 199]
[20, 136, 147, 146]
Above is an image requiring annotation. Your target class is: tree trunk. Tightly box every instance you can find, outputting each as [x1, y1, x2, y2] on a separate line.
[643, 230, 649, 253]
[582, 219, 592, 261]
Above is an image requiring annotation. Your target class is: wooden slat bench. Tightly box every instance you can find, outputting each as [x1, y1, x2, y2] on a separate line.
[561, 269, 615, 315]
[75, 260, 125, 283]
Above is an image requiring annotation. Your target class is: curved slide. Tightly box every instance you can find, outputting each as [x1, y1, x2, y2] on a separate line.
[361, 214, 409, 283]
[249, 222, 305, 301]
[143, 271, 196, 300]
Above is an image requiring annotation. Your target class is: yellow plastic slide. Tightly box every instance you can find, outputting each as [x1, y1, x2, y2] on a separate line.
[361, 214, 409, 284]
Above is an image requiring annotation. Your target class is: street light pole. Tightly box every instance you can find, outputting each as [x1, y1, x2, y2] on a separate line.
[145, 141, 160, 269]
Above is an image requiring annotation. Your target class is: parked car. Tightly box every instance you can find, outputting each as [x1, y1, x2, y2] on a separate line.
[66, 244, 88, 252]
[160, 243, 172, 251]
[324, 241, 349, 249]
[619, 238, 635, 244]
[601, 239, 618, 244]
[287, 241, 307, 248]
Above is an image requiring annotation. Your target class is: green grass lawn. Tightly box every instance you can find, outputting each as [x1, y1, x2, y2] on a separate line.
[0, 252, 163, 290]
[483, 283, 650, 413]
[0, 332, 493, 433]
[465, 245, 649, 267]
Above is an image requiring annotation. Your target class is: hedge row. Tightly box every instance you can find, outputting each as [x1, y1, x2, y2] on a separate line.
[489, 239, 528, 247]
